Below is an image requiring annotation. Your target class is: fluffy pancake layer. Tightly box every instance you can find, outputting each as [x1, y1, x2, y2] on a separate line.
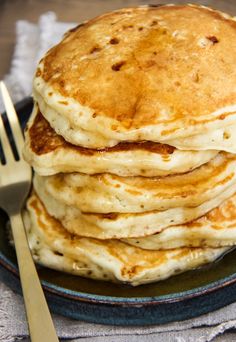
[23, 106, 218, 176]
[24, 194, 229, 286]
[34, 174, 236, 239]
[34, 4, 236, 149]
[34, 153, 236, 213]
[124, 192, 236, 249]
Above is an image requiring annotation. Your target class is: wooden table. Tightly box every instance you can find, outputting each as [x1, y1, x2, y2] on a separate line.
[0, 0, 236, 79]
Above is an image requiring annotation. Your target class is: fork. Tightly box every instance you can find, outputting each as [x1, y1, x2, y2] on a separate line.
[0, 82, 59, 342]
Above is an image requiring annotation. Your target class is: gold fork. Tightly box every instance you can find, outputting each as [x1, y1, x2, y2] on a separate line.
[0, 82, 59, 342]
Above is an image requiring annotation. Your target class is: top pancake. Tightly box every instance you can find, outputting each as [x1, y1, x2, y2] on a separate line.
[34, 4, 236, 148]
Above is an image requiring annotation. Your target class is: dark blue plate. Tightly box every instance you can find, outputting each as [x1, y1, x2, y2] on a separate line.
[1, 97, 236, 325]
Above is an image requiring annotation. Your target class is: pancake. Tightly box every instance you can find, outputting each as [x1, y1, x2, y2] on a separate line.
[34, 176, 236, 239]
[124, 192, 236, 249]
[23, 105, 218, 177]
[24, 193, 229, 286]
[34, 4, 236, 149]
[166, 125, 236, 152]
[34, 153, 236, 213]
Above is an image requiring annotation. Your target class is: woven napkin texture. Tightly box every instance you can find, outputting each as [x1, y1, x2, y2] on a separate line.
[1, 12, 236, 342]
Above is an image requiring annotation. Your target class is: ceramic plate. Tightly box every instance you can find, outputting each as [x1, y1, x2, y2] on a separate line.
[1, 97, 236, 325]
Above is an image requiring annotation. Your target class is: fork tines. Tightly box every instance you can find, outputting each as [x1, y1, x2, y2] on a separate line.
[0, 82, 24, 163]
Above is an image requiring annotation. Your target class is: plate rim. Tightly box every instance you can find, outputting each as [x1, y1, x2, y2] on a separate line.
[1, 249, 236, 306]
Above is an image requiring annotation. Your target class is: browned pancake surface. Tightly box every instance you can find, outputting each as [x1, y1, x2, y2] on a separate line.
[29, 111, 175, 155]
[37, 5, 236, 130]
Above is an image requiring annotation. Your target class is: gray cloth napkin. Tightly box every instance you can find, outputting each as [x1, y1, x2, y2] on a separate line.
[1, 12, 75, 112]
[0, 280, 236, 342]
[1, 12, 236, 342]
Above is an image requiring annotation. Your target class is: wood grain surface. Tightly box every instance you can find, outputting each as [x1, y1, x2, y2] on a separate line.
[0, 0, 236, 79]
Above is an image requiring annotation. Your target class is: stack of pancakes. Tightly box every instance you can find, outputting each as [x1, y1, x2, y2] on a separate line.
[23, 4, 236, 286]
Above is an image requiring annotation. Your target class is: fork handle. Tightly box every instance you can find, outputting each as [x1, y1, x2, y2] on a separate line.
[10, 213, 59, 342]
